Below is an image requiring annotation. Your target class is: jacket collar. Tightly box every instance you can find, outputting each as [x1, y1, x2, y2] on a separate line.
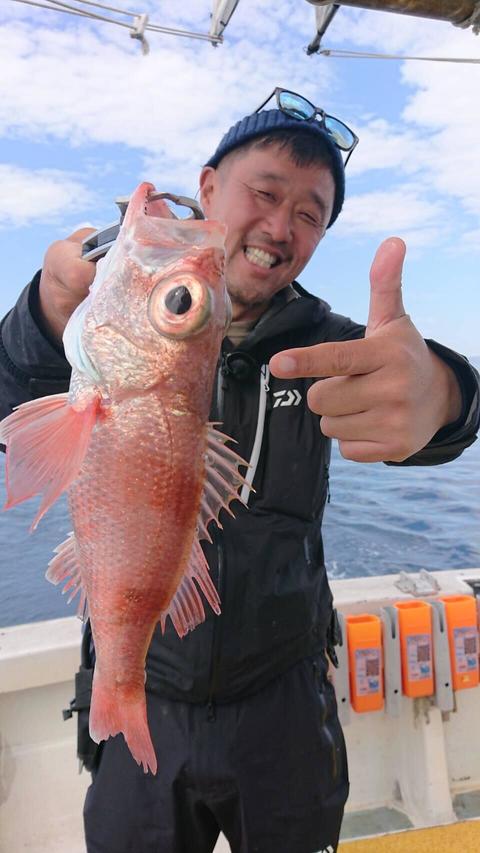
[233, 281, 330, 352]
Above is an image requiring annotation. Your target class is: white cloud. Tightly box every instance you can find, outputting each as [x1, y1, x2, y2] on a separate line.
[346, 118, 430, 177]
[336, 186, 447, 247]
[456, 227, 480, 253]
[320, 9, 480, 241]
[329, 7, 472, 56]
[1, 1, 479, 250]
[0, 164, 94, 227]
[0, 6, 339, 212]
[0, 10, 335, 173]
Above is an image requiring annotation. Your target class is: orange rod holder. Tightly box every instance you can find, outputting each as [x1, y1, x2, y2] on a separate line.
[437, 594, 479, 690]
[346, 614, 384, 712]
[394, 600, 434, 698]
[307, 1, 476, 26]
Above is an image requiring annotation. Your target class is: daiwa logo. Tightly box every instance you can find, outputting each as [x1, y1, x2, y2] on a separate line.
[314, 846, 334, 853]
[273, 389, 302, 408]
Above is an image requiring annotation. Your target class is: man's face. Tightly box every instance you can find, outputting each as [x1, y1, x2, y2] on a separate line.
[199, 143, 336, 320]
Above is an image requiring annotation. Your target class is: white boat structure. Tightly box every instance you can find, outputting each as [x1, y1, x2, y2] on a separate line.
[2, 567, 480, 851]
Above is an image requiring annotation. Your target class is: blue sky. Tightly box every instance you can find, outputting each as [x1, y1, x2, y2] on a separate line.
[1, 1, 479, 355]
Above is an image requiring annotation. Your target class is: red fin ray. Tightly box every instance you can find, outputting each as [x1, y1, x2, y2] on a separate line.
[0, 391, 100, 530]
[196, 423, 252, 542]
[161, 538, 220, 639]
[46, 532, 88, 619]
[89, 674, 157, 775]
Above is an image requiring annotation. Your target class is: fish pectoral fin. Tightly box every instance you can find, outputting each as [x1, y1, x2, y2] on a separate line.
[197, 423, 252, 542]
[46, 532, 88, 620]
[161, 537, 220, 639]
[0, 390, 100, 530]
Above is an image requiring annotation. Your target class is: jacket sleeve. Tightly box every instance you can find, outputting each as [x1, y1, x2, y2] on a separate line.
[320, 309, 480, 467]
[0, 272, 71, 427]
[387, 340, 479, 466]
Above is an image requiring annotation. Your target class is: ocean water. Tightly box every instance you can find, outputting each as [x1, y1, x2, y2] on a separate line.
[1, 394, 479, 628]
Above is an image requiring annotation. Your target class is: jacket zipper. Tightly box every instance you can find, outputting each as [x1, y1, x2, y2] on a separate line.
[206, 355, 229, 721]
[239, 364, 270, 505]
[206, 356, 271, 717]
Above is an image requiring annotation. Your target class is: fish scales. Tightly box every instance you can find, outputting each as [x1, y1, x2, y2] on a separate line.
[0, 182, 249, 774]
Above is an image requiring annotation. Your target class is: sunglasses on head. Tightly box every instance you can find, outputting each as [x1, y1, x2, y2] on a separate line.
[255, 87, 359, 166]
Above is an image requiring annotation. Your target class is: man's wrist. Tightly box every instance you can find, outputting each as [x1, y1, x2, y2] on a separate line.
[31, 274, 67, 354]
[430, 349, 463, 429]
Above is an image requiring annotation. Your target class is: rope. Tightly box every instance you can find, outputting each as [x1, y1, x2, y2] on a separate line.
[55, 0, 137, 14]
[9, 0, 222, 45]
[12, 0, 130, 27]
[319, 48, 480, 64]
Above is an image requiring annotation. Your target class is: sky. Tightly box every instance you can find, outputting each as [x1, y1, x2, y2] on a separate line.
[1, 1, 479, 356]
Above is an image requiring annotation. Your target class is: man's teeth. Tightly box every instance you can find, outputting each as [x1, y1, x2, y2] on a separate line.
[244, 247, 278, 269]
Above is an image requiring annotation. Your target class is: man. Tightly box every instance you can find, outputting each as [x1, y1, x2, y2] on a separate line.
[0, 88, 479, 853]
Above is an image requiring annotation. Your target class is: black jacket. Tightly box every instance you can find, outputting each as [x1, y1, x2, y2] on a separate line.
[1, 274, 479, 704]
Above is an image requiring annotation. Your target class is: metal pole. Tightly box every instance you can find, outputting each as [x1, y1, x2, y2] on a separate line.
[306, 1, 476, 27]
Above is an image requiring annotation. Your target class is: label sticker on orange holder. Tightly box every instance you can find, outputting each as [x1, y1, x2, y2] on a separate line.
[454, 626, 478, 673]
[407, 634, 433, 682]
[355, 648, 381, 695]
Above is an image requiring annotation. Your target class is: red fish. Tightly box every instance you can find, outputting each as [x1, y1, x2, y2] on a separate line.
[0, 182, 248, 774]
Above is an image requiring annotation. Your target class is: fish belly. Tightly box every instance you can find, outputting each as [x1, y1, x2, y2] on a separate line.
[69, 395, 207, 773]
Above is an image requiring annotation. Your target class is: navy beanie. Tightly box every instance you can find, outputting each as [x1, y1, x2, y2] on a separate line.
[205, 109, 345, 228]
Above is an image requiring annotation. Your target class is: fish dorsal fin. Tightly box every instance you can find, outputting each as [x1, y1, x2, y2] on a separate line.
[197, 423, 252, 543]
[0, 391, 100, 530]
[161, 537, 220, 639]
[46, 532, 88, 620]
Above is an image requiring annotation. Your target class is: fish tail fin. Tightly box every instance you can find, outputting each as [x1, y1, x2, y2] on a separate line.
[89, 676, 157, 775]
[0, 391, 100, 530]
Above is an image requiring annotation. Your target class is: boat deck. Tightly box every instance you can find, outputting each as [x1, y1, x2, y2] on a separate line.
[340, 819, 480, 851]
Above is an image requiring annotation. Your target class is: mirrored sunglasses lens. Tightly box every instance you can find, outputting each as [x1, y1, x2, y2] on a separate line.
[324, 116, 355, 150]
[278, 91, 315, 121]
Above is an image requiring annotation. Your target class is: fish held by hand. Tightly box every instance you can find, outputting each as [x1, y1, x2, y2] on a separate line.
[0, 182, 250, 774]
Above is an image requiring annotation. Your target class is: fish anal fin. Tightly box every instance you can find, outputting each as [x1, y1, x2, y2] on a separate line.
[162, 538, 220, 639]
[46, 532, 88, 620]
[0, 391, 100, 530]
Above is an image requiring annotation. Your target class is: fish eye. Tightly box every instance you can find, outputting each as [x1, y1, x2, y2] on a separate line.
[164, 285, 192, 316]
[148, 272, 212, 339]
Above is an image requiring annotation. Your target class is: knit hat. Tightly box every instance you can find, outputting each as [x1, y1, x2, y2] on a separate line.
[205, 109, 345, 228]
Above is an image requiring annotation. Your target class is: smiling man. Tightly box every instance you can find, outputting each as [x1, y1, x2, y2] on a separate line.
[200, 139, 336, 319]
[0, 88, 479, 853]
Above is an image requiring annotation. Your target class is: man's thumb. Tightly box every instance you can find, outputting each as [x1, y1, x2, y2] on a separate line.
[367, 237, 407, 336]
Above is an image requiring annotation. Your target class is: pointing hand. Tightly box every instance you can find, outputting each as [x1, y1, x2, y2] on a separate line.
[269, 238, 462, 463]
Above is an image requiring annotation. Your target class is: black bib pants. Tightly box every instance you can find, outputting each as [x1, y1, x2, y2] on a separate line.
[83, 651, 349, 853]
